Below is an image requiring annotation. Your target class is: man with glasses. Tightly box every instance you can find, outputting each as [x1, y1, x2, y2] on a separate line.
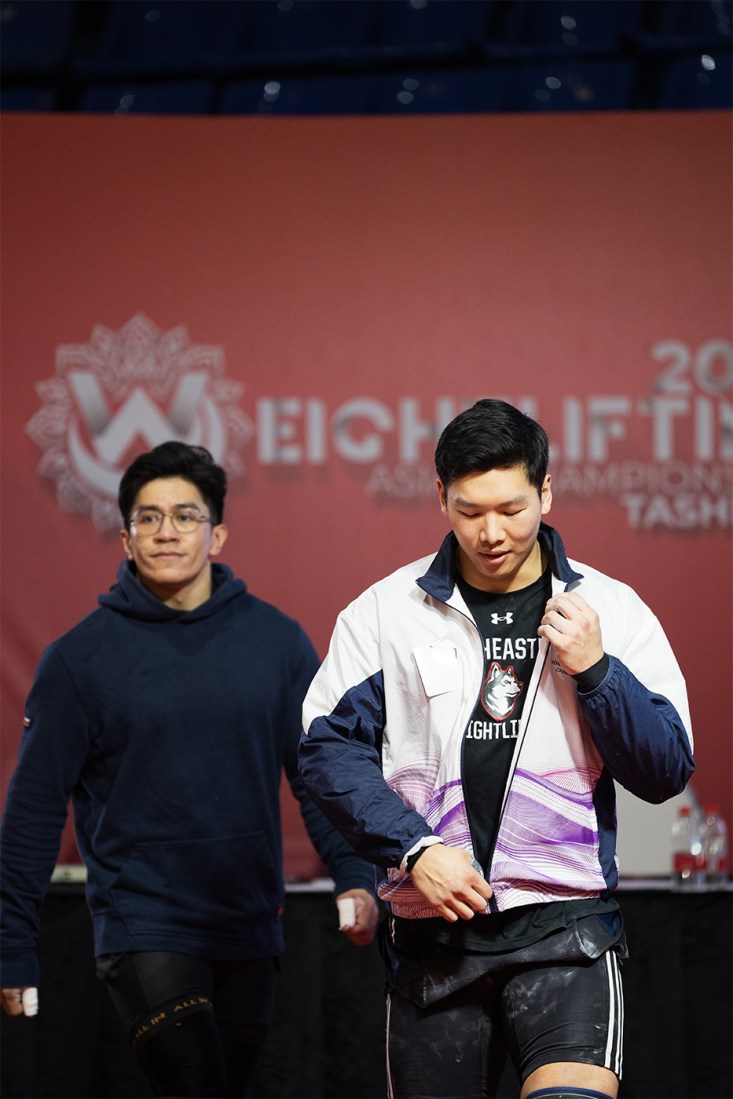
[0, 441, 378, 1099]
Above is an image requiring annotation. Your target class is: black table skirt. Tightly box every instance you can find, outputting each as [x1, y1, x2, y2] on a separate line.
[1, 882, 731, 1099]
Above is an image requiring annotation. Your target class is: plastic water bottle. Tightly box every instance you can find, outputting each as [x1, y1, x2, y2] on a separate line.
[670, 805, 705, 889]
[702, 805, 729, 886]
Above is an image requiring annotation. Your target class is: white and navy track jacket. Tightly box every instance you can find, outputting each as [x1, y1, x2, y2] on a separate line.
[300, 524, 695, 918]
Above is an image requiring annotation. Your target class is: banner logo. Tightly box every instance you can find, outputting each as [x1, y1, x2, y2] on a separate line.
[27, 320, 731, 534]
[26, 315, 251, 531]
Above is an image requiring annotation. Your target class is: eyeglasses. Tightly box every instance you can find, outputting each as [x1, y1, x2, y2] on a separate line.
[130, 506, 213, 536]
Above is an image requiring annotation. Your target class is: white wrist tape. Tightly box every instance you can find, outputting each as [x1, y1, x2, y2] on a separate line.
[337, 897, 356, 929]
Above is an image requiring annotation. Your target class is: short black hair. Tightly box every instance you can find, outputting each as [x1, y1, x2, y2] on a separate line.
[118, 442, 227, 527]
[435, 399, 549, 492]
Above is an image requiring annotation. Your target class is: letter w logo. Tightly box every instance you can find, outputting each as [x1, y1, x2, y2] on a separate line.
[67, 371, 208, 464]
[65, 371, 212, 495]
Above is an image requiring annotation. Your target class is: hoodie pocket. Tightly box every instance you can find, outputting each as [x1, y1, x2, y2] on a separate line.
[111, 831, 280, 939]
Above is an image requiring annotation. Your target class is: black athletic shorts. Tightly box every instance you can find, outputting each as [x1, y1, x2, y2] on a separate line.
[384, 917, 625, 1099]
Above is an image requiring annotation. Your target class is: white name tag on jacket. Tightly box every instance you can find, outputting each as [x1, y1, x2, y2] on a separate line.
[413, 639, 462, 697]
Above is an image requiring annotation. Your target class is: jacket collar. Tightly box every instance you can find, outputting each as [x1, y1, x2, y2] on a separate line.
[416, 522, 582, 602]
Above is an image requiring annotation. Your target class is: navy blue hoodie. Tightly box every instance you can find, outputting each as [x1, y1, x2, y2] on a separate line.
[0, 561, 374, 987]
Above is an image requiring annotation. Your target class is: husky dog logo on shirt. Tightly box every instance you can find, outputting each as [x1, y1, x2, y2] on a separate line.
[481, 662, 523, 721]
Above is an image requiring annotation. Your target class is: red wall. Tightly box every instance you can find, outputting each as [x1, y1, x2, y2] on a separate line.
[2, 111, 730, 875]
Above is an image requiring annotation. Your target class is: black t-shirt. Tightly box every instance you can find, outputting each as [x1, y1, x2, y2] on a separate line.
[457, 568, 552, 874]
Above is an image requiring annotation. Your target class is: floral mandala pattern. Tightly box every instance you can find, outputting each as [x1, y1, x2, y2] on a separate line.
[26, 315, 252, 533]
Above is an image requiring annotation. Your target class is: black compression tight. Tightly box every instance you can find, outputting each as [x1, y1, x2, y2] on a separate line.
[96, 951, 277, 1098]
[135, 1006, 264, 1098]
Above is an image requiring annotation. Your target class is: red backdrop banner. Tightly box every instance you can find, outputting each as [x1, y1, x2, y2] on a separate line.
[2, 111, 730, 875]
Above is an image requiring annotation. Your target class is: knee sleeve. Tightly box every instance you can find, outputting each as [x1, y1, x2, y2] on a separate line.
[131, 995, 226, 1098]
[130, 993, 213, 1050]
[525, 1088, 615, 1099]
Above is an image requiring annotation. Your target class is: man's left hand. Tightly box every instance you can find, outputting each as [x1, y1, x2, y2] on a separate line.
[334, 888, 379, 945]
[538, 592, 604, 675]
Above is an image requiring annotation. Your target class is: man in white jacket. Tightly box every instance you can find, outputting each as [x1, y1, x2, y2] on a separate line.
[299, 399, 694, 1099]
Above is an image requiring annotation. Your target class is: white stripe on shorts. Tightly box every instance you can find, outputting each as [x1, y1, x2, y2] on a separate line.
[603, 948, 624, 1078]
[385, 990, 397, 1099]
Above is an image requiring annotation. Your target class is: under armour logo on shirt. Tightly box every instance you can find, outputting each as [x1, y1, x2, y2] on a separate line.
[490, 612, 513, 624]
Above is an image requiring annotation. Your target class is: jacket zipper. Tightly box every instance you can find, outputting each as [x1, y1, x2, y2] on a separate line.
[447, 588, 553, 914]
